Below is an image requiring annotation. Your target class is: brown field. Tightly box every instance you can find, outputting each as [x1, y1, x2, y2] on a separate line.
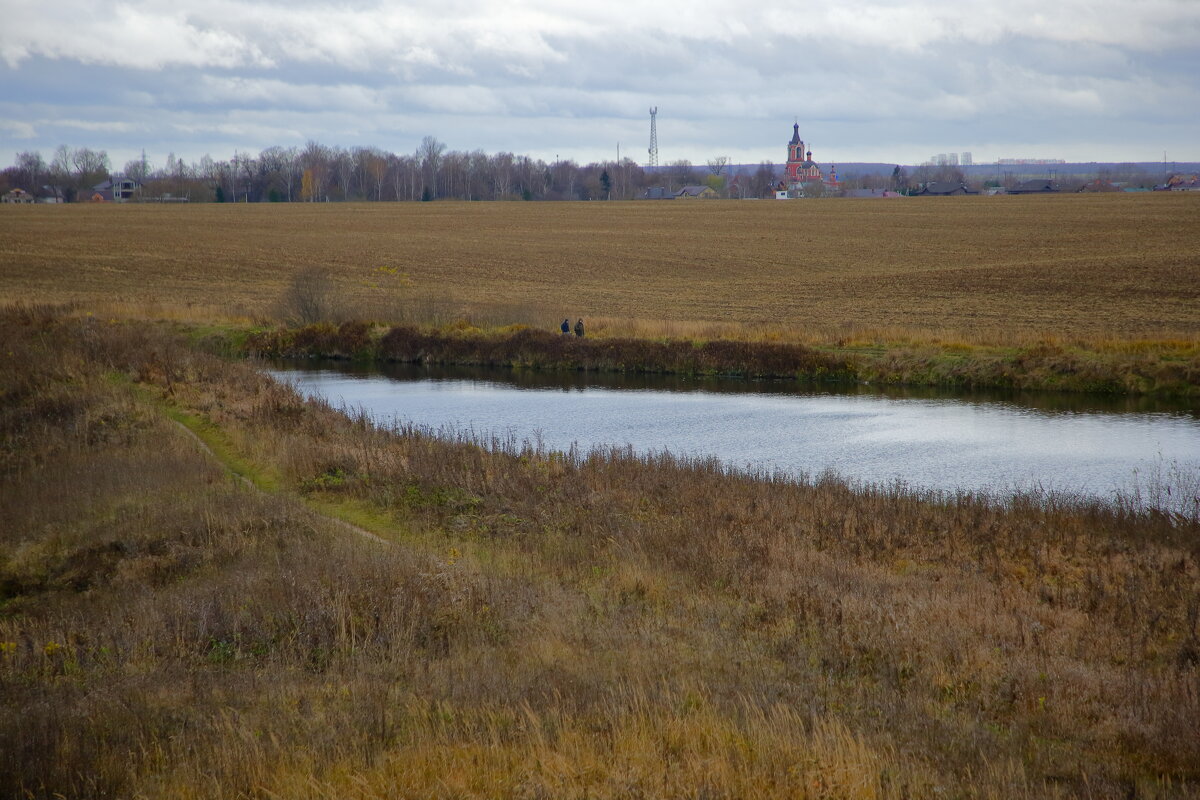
[2, 193, 1199, 344]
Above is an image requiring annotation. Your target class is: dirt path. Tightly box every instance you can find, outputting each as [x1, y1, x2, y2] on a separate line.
[170, 418, 391, 546]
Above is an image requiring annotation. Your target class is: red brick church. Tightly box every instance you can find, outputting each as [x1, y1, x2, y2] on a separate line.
[780, 122, 838, 195]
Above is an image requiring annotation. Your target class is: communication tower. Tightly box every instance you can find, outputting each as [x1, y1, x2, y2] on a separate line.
[647, 107, 659, 167]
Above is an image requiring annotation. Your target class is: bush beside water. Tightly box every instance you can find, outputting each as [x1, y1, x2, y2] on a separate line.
[242, 321, 1200, 396]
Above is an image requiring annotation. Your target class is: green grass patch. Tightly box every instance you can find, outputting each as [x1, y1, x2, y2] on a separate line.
[161, 404, 283, 493]
[305, 494, 406, 542]
[127, 379, 408, 546]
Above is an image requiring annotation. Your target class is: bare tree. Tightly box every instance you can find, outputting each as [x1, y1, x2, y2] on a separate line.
[750, 161, 777, 198]
[706, 156, 730, 176]
[278, 266, 336, 325]
[50, 146, 111, 198]
[17, 137, 774, 204]
[934, 164, 966, 184]
[612, 157, 643, 199]
[331, 148, 354, 200]
[669, 159, 698, 190]
[236, 151, 257, 201]
[259, 146, 299, 201]
[197, 154, 216, 182]
[301, 141, 331, 201]
[468, 149, 490, 200]
[390, 154, 421, 201]
[417, 135, 446, 198]
[122, 158, 146, 184]
[213, 158, 236, 202]
[441, 150, 465, 199]
[71, 147, 110, 182]
[355, 147, 388, 201]
[13, 151, 46, 191]
[492, 151, 514, 199]
[50, 145, 71, 179]
[914, 163, 965, 187]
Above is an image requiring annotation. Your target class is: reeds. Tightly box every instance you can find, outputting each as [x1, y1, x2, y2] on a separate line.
[2, 305, 1198, 798]
[240, 321, 1200, 396]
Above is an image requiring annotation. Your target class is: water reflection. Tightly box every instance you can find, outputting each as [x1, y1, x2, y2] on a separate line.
[267, 360, 1200, 506]
[319, 360, 1200, 418]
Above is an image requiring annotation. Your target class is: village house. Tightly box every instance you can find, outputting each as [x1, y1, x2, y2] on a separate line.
[91, 179, 140, 202]
[1, 188, 35, 204]
[1156, 174, 1200, 191]
[843, 188, 904, 199]
[1076, 178, 1120, 193]
[37, 185, 66, 203]
[912, 181, 977, 196]
[675, 185, 718, 199]
[1008, 179, 1060, 194]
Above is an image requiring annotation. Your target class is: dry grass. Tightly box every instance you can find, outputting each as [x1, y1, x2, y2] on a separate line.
[1, 194, 1198, 346]
[2, 305, 1198, 798]
[240, 321, 1200, 396]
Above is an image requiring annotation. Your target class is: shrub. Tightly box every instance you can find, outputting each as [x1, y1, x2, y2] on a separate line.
[277, 266, 336, 326]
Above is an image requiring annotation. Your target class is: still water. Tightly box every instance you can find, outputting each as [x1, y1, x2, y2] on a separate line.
[269, 362, 1200, 506]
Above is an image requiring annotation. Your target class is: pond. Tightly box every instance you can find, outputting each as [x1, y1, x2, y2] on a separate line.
[268, 362, 1200, 512]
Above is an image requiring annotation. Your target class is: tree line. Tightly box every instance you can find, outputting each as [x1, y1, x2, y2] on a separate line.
[1, 139, 772, 203]
[3, 141, 1169, 202]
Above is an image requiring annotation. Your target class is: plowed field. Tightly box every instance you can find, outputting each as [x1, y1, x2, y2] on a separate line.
[2, 194, 1197, 341]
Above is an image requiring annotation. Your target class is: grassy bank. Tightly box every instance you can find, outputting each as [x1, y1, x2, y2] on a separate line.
[3, 304, 1199, 798]
[238, 321, 1200, 396]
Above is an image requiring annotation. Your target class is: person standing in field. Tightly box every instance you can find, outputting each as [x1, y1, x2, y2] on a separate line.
[561, 318, 570, 334]
[574, 319, 585, 337]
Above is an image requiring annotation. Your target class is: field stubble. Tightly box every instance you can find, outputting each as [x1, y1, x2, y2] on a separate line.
[1, 194, 1198, 347]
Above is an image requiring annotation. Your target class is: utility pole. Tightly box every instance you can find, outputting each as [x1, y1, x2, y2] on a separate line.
[647, 107, 659, 168]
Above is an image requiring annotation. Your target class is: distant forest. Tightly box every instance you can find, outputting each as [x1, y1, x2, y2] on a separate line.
[2, 139, 746, 203]
[1, 139, 1182, 202]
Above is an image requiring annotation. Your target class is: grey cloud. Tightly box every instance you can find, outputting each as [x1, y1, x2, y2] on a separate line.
[1, 1, 1197, 167]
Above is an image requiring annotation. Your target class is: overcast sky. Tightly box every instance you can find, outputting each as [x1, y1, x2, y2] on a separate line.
[2, 0, 1198, 171]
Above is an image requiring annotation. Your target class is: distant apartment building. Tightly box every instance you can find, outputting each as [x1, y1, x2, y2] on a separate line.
[930, 152, 971, 166]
